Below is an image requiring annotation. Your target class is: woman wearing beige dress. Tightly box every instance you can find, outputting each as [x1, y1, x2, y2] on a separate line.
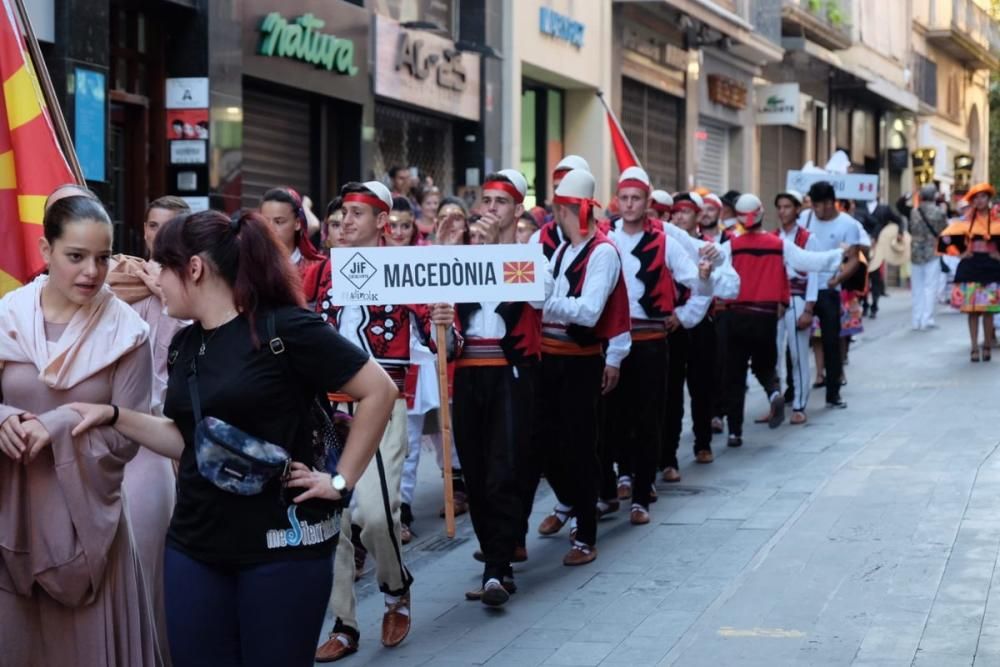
[0, 195, 161, 666]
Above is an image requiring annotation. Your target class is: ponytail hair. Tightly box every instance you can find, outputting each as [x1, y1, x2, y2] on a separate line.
[261, 186, 325, 262]
[153, 209, 305, 344]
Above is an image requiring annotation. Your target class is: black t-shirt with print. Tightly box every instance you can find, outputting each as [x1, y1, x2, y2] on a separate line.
[164, 306, 369, 564]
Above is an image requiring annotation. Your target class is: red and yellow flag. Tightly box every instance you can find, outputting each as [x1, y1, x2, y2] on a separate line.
[0, 0, 75, 295]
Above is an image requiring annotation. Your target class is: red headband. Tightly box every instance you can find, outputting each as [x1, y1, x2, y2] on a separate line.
[483, 180, 524, 204]
[651, 202, 672, 214]
[672, 201, 700, 213]
[344, 192, 390, 213]
[553, 194, 601, 234]
[553, 167, 572, 180]
[617, 178, 650, 194]
[742, 209, 762, 228]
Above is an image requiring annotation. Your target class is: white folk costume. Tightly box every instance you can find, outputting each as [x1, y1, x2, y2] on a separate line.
[772, 191, 819, 417]
[452, 169, 552, 596]
[660, 193, 739, 471]
[724, 194, 842, 444]
[605, 168, 714, 516]
[315, 181, 461, 648]
[531, 155, 591, 259]
[534, 169, 630, 564]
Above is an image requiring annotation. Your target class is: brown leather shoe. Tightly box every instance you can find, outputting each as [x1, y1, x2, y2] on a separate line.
[315, 633, 358, 663]
[711, 417, 724, 433]
[538, 512, 568, 535]
[661, 467, 681, 483]
[464, 577, 517, 600]
[790, 411, 808, 425]
[617, 481, 632, 500]
[630, 506, 650, 525]
[381, 592, 411, 648]
[563, 543, 597, 566]
[400, 523, 412, 545]
[473, 546, 528, 563]
[440, 491, 470, 518]
[597, 499, 620, 517]
[695, 450, 715, 464]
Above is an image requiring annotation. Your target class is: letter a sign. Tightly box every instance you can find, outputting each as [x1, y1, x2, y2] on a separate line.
[327, 244, 547, 306]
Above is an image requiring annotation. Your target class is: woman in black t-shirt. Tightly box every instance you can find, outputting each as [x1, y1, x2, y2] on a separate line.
[69, 210, 397, 667]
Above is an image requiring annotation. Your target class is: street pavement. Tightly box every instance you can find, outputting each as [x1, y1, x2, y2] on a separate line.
[320, 289, 1000, 666]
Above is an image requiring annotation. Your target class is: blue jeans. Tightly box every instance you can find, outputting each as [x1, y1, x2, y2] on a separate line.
[164, 546, 333, 667]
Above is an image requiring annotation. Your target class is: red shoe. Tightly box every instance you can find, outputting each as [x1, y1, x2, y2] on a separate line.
[315, 633, 358, 663]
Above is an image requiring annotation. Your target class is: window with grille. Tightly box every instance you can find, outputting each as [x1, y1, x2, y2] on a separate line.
[913, 53, 937, 108]
[373, 105, 454, 194]
[621, 78, 682, 192]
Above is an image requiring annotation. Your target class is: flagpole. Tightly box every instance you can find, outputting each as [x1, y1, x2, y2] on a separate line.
[11, 0, 85, 184]
[596, 89, 641, 169]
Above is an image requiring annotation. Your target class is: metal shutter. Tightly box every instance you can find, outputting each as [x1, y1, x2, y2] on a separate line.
[374, 105, 454, 194]
[242, 84, 313, 210]
[696, 118, 729, 194]
[621, 77, 682, 192]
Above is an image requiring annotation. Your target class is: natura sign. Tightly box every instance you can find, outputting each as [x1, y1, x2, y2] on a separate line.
[258, 12, 358, 76]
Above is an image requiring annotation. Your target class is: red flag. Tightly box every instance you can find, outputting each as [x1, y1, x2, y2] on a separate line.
[597, 92, 640, 174]
[0, 0, 76, 295]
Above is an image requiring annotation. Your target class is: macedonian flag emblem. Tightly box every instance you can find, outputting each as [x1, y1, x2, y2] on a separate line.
[503, 261, 535, 284]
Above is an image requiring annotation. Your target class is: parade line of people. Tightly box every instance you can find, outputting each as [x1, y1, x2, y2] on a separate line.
[1, 160, 996, 667]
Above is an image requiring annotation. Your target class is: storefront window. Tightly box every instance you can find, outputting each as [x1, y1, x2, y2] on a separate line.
[372, 0, 454, 35]
[520, 83, 563, 209]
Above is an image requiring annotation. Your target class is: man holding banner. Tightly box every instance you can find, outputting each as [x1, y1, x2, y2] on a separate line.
[314, 180, 460, 662]
[454, 169, 552, 606]
[532, 169, 631, 566]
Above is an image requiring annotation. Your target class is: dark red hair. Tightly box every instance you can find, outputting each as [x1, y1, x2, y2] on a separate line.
[261, 186, 325, 262]
[153, 209, 305, 344]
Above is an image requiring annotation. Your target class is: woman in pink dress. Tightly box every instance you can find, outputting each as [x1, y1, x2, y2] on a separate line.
[0, 195, 161, 666]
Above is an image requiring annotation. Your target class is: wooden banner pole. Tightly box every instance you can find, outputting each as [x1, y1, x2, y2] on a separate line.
[435, 323, 456, 538]
[12, 0, 86, 184]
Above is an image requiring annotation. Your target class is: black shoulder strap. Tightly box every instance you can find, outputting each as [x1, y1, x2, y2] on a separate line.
[916, 207, 939, 239]
[186, 355, 203, 424]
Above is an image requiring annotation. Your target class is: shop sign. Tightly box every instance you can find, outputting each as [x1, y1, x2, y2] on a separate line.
[755, 83, 799, 125]
[785, 170, 879, 201]
[539, 7, 584, 49]
[328, 244, 546, 306]
[257, 12, 358, 76]
[375, 16, 481, 121]
[708, 74, 747, 110]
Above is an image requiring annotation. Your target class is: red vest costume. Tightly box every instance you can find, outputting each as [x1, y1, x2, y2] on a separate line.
[729, 231, 790, 309]
[773, 225, 811, 297]
[550, 235, 631, 347]
[313, 268, 462, 389]
[611, 219, 676, 320]
[455, 302, 542, 366]
[538, 221, 562, 260]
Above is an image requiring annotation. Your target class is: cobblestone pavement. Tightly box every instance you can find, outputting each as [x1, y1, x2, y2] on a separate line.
[321, 290, 1000, 666]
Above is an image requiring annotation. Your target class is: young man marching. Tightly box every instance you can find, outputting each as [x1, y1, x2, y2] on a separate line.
[606, 168, 714, 524]
[314, 181, 459, 662]
[453, 169, 551, 606]
[723, 194, 843, 447]
[532, 169, 630, 566]
[659, 192, 738, 477]
[772, 190, 818, 425]
[532, 155, 592, 259]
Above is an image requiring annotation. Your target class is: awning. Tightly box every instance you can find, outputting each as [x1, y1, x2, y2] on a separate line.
[865, 77, 919, 113]
[662, 0, 784, 65]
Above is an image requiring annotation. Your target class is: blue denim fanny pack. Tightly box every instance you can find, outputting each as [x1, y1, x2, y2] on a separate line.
[188, 358, 292, 496]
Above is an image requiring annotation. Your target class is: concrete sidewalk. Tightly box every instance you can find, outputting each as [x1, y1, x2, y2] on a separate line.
[323, 291, 1000, 666]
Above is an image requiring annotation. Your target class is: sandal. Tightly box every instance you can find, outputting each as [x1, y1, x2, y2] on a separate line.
[812, 378, 825, 388]
[984, 344, 992, 362]
[971, 347, 981, 363]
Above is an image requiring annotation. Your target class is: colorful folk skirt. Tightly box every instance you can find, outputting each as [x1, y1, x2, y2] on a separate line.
[951, 282, 1000, 313]
[840, 290, 864, 337]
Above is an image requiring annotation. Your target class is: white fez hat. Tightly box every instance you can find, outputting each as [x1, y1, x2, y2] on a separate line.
[651, 190, 674, 208]
[493, 168, 528, 203]
[554, 155, 591, 176]
[735, 193, 765, 226]
[363, 181, 393, 212]
[618, 166, 651, 192]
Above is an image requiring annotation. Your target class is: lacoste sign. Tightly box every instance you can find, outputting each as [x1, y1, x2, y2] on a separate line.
[755, 82, 800, 126]
[258, 12, 358, 76]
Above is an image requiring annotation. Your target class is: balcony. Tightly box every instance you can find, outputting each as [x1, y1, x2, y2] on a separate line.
[781, 0, 852, 51]
[925, 0, 1000, 71]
